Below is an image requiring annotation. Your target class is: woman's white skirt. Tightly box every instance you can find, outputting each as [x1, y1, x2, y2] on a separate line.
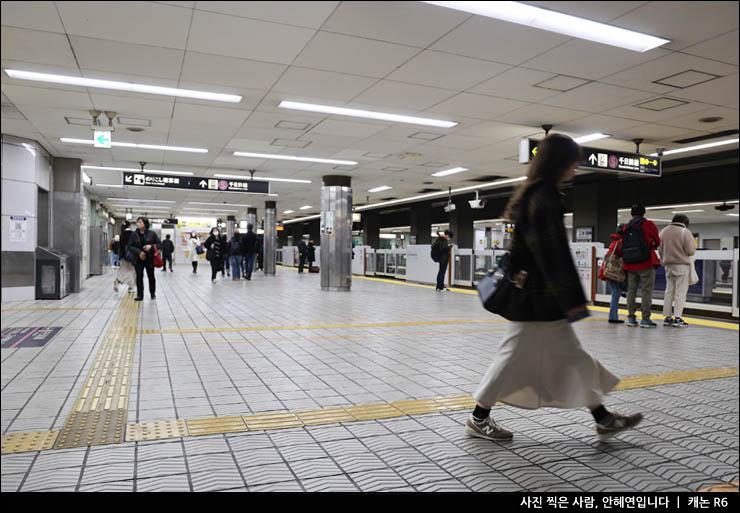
[116, 259, 136, 291]
[474, 319, 619, 410]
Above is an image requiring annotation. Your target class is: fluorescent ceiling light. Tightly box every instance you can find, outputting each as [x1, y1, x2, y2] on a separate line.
[95, 184, 123, 188]
[5, 69, 241, 103]
[672, 210, 704, 213]
[726, 214, 739, 217]
[61, 138, 207, 153]
[647, 218, 672, 222]
[82, 165, 194, 176]
[188, 202, 251, 207]
[283, 214, 321, 224]
[183, 208, 238, 212]
[380, 234, 398, 239]
[422, 2, 669, 52]
[283, 210, 295, 214]
[82, 171, 91, 184]
[111, 206, 171, 210]
[299, 205, 312, 210]
[233, 151, 356, 166]
[650, 138, 739, 156]
[107, 198, 176, 204]
[279, 100, 457, 128]
[368, 185, 392, 193]
[213, 173, 311, 184]
[432, 167, 468, 177]
[574, 133, 610, 144]
[473, 218, 504, 224]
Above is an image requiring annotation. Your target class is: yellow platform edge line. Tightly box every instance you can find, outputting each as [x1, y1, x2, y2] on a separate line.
[4, 366, 737, 454]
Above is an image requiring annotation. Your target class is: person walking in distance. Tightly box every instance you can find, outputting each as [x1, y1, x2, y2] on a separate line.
[229, 229, 243, 281]
[297, 237, 308, 273]
[307, 239, 317, 271]
[432, 230, 453, 291]
[111, 235, 121, 267]
[242, 224, 258, 280]
[598, 226, 628, 324]
[126, 217, 161, 301]
[659, 214, 697, 327]
[205, 227, 223, 283]
[188, 232, 201, 273]
[221, 231, 230, 278]
[115, 221, 135, 293]
[619, 205, 661, 328]
[161, 234, 175, 272]
[467, 134, 642, 443]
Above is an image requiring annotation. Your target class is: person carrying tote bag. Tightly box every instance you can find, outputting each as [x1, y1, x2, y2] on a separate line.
[597, 228, 627, 324]
[469, 134, 642, 443]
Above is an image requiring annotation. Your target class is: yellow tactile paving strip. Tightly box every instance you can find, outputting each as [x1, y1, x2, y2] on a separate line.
[2, 366, 737, 454]
[53, 295, 139, 449]
[699, 480, 739, 492]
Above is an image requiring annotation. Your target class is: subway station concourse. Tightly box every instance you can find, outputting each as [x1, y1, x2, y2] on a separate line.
[1, 1, 738, 496]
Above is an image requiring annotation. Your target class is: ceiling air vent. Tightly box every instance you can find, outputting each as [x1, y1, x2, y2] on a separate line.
[634, 97, 690, 112]
[653, 70, 722, 89]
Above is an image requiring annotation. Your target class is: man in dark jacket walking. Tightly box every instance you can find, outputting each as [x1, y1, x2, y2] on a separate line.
[618, 205, 661, 328]
[242, 224, 258, 280]
[432, 230, 453, 291]
[297, 238, 308, 273]
[161, 234, 175, 272]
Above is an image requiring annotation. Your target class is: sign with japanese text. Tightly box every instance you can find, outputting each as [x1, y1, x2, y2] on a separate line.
[123, 172, 270, 194]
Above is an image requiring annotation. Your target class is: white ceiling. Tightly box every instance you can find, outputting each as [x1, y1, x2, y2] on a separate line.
[1, 1, 738, 220]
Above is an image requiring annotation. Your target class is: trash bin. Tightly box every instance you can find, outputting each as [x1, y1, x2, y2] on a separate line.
[35, 247, 70, 299]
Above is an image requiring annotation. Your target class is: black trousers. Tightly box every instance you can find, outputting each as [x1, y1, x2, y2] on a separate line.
[163, 253, 173, 271]
[298, 255, 307, 272]
[135, 259, 156, 298]
[210, 259, 221, 281]
[436, 259, 448, 290]
[192, 261, 198, 273]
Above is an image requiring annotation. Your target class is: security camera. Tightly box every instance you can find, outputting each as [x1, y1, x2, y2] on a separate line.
[444, 203, 456, 213]
[656, 148, 665, 157]
[469, 199, 486, 209]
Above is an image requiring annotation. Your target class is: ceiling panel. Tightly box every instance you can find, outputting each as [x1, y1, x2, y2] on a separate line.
[681, 30, 739, 66]
[552, 114, 643, 136]
[308, 119, 386, 138]
[1, 27, 77, 67]
[657, 106, 740, 132]
[608, 123, 708, 143]
[469, 67, 563, 102]
[3, 84, 93, 110]
[193, 1, 339, 29]
[352, 80, 457, 111]
[293, 31, 419, 78]
[187, 9, 316, 64]
[425, 93, 527, 120]
[180, 52, 285, 90]
[430, 15, 570, 66]
[611, 1, 740, 51]
[541, 82, 653, 112]
[492, 103, 587, 125]
[272, 67, 376, 102]
[670, 73, 740, 107]
[57, 1, 192, 49]
[322, 1, 469, 47]
[387, 50, 510, 91]
[173, 102, 250, 126]
[524, 40, 672, 81]
[88, 92, 176, 119]
[604, 98, 713, 124]
[454, 121, 537, 141]
[417, 134, 495, 151]
[70, 37, 185, 80]
[0, 1, 65, 33]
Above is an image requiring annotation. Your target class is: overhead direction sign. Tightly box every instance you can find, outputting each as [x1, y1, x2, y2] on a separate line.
[520, 139, 661, 177]
[93, 130, 112, 148]
[122, 172, 270, 194]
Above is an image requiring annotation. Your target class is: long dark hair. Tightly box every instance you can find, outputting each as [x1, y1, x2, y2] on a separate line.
[503, 134, 581, 221]
[120, 220, 131, 237]
[136, 217, 150, 231]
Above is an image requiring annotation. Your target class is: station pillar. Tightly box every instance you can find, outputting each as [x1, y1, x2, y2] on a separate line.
[320, 175, 352, 292]
[450, 200, 474, 249]
[410, 205, 432, 245]
[263, 201, 276, 276]
[362, 212, 380, 249]
[572, 178, 619, 245]
[246, 208, 257, 232]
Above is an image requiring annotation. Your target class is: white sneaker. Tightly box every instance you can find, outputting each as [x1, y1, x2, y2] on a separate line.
[465, 414, 513, 441]
[113, 280, 119, 293]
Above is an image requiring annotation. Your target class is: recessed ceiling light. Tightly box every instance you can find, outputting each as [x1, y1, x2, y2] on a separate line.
[4, 69, 242, 103]
[672, 210, 704, 213]
[368, 186, 392, 193]
[422, 2, 669, 52]
[573, 133, 610, 144]
[62, 138, 208, 153]
[82, 165, 195, 176]
[233, 151, 357, 166]
[213, 173, 311, 184]
[283, 210, 295, 214]
[279, 100, 457, 128]
[650, 138, 739, 156]
[299, 205, 312, 210]
[432, 167, 468, 177]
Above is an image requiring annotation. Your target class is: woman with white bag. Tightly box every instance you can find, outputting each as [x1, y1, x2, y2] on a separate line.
[659, 214, 697, 327]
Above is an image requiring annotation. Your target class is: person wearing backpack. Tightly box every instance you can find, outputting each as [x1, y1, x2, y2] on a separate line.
[229, 229, 243, 281]
[431, 230, 453, 291]
[618, 205, 661, 328]
[242, 224, 258, 280]
[598, 227, 627, 324]
[659, 214, 696, 327]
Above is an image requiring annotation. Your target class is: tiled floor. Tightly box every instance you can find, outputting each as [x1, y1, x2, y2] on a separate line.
[1, 266, 738, 492]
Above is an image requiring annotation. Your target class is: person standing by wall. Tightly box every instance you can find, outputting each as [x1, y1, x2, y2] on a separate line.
[307, 239, 316, 271]
[431, 230, 453, 291]
[659, 214, 697, 327]
[297, 237, 308, 273]
[205, 227, 223, 283]
[115, 221, 135, 293]
[242, 224, 258, 280]
[161, 234, 175, 273]
[468, 134, 642, 443]
[598, 226, 627, 324]
[619, 205, 661, 328]
[111, 235, 121, 267]
[188, 231, 201, 274]
[126, 217, 161, 301]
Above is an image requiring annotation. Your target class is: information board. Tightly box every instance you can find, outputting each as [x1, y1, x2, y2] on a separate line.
[123, 172, 270, 194]
[1, 327, 62, 349]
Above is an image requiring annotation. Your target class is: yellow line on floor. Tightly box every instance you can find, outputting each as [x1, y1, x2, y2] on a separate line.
[3, 366, 736, 454]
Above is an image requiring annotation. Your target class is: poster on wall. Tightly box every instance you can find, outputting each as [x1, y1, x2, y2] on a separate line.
[9, 216, 28, 242]
[575, 227, 594, 242]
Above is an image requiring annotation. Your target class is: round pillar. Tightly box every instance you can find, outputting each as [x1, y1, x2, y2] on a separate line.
[320, 175, 352, 291]
[263, 201, 276, 275]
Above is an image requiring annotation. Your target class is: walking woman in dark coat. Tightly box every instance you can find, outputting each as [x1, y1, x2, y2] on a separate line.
[204, 227, 223, 283]
[126, 217, 161, 301]
[466, 134, 643, 442]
